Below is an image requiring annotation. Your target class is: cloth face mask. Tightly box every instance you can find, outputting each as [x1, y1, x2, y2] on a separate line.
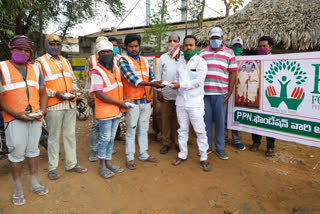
[11, 50, 29, 64]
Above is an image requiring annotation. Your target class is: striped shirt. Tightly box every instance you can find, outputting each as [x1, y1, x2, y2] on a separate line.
[199, 45, 238, 95]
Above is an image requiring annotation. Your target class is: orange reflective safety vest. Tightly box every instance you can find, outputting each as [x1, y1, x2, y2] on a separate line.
[36, 54, 76, 107]
[122, 55, 151, 101]
[91, 64, 123, 119]
[89, 54, 98, 69]
[0, 60, 41, 122]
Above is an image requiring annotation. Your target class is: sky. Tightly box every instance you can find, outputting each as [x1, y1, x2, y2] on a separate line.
[46, 0, 251, 37]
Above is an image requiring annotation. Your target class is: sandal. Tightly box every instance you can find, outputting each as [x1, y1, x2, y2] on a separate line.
[99, 168, 114, 179]
[126, 160, 137, 170]
[48, 170, 59, 180]
[140, 156, 160, 163]
[108, 164, 124, 173]
[31, 185, 49, 196]
[200, 161, 211, 172]
[172, 157, 187, 166]
[67, 165, 88, 173]
[12, 194, 26, 206]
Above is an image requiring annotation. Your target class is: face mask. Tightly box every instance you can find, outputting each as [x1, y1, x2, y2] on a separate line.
[113, 47, 119, 55]
[98, 53, 114, 70]
[183, 49, 197, 60]
[11, 50, 29, 64]
[45, 39, 62, 56]
[168, 42, 180, 58]
[257, 47, 268, 55]
[231, 47, 242, 56]
[126, 50, 140, 59]
[210, 39, 222, 49]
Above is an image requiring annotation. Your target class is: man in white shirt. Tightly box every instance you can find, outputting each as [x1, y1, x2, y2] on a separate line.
[170, 35, 211, 171]
[156, 34, 182, 154]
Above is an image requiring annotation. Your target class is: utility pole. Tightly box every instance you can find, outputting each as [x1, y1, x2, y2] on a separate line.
[185, 0, 188, 36]
[146, 0, 151, 25]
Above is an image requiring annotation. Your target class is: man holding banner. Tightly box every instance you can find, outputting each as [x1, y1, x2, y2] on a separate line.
[249, 36, 276, 157]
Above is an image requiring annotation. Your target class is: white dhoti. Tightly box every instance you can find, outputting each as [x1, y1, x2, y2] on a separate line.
[238, 71, 248, 97]
[248, 81, 259, 102]
[176, 106, 208, 161]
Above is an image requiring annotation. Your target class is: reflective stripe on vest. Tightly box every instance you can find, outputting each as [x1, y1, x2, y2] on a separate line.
[38, 56, 72, 81]
[92, 64, 123, 119]
[90, 54, 98, 69]
[92, 66, 123, 93]
[36, 55, 75, 107]
[0, 61, 41, 122]
[0, 61, 40, 91]
[121, 55, 151, 101]
[122, 55, 150, 77]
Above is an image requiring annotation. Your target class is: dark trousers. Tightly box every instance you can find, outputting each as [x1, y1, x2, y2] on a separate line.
[252, 134, 275, 149]
[116, 125, 121, 137]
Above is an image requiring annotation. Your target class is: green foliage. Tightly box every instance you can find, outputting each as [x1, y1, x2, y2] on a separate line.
[265, 60, 308, 85]
[142, 1, 175, 54]
[188, 0, 202, 20]
[0, 0, 125, 60]
[229, 0, 244, 13]
[222, 0, 243, 16]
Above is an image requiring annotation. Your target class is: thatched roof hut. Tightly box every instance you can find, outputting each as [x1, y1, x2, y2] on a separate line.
[194, 0, 320, 51]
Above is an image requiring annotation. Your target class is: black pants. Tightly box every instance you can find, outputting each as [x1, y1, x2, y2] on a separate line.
[116, 125, 121, 137]
[252, 134, 275, 149]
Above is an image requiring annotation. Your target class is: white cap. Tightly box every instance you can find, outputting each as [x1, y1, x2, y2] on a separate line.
[209, 27, 223, 38]
[231, 37, 243, 47]
[96, 40, 113, 53]
[96, 36, 108, 43]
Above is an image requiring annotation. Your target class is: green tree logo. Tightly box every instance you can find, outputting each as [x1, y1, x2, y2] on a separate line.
[265, 60, 307, 110]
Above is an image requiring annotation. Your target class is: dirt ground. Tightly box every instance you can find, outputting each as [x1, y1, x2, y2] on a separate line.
[0, 116, 320, 214]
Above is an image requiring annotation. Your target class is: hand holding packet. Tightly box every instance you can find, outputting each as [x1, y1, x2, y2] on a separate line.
[161, 80, 174, 87]
[125, 102, 135, 108]
[27, 111, 43, 118]
[64, 92, 75, 99]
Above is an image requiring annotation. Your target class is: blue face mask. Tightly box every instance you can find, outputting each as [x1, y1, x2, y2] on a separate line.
[113, 47, 119, 55]
[210, 39, 222, 49]
[126, 50, 140, 59]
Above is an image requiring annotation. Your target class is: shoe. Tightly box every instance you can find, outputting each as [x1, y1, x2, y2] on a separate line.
[216, 150, 229, 160]
[89, 151, 98, 162]
[235, 143, 246, 151]
[265, 148, 275, 157]
[249, 143, 260, 152]
[160, 145, 170, 154]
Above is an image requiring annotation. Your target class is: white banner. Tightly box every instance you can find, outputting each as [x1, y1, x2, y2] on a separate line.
[227, 52, 320, 147]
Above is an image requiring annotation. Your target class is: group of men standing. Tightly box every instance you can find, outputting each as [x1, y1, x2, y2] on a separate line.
[0, 34, 87, 205]
[156, 28, 277, 171]
[1, 27, 277, 205]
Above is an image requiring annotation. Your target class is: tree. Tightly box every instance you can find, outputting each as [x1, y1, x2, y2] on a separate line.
[142, 0, 174, 54]
[0, 0, 125, 60]
[188, 0, 206, 28]
[222, 0, 243, 17]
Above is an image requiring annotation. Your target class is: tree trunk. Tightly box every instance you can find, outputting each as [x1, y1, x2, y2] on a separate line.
[158, 0, 166, 54]
[39, 10, 45, 56]
[198, 0, 206, 28]
[185, 0, 188, 36]
[223, 0, 230, 17]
